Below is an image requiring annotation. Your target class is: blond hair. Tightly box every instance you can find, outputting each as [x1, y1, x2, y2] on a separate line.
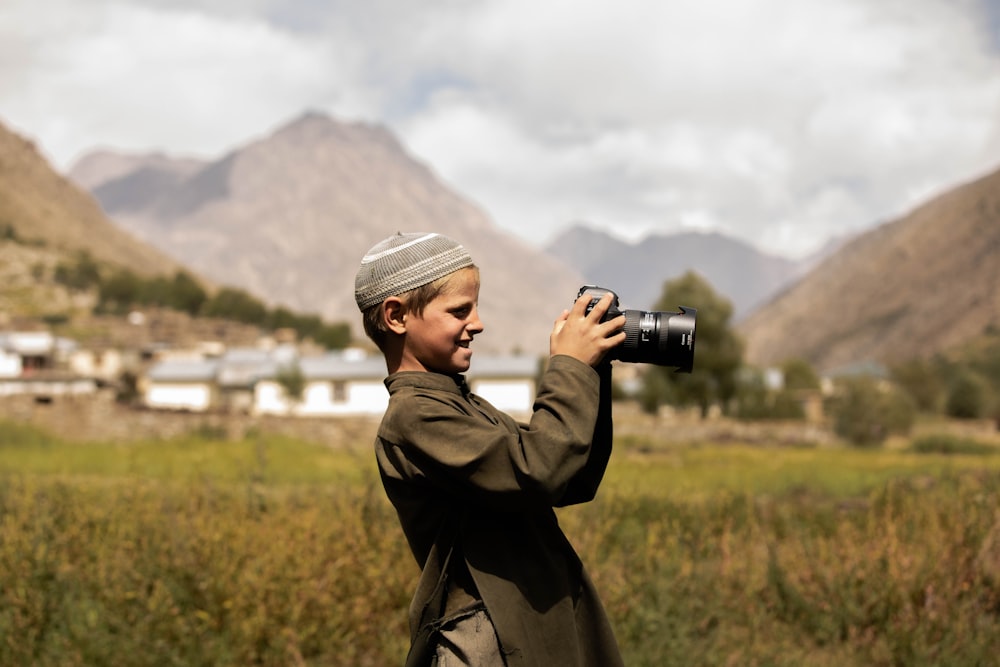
[361, 266, 479, 352]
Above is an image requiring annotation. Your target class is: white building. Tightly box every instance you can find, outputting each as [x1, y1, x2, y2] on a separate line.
[255, 352, 389, 417]
[0, 345, 21, 378]
[0, 331, 56, 375]
[144, 348, 540, 418]
[467, 355, 539, 417]
[0, 331, 96, 397]
[145, 359, 219, 411]
[217, 346, 294, 413]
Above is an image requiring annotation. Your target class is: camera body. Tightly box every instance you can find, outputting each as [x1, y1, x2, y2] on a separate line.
[578, 285, 696, 372]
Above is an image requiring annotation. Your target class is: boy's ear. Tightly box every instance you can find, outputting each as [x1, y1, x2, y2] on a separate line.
[383, 297, 408, 334]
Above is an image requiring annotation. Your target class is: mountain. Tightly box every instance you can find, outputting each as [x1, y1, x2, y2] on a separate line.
[544, 225, 802, 317]
[68, 150, 207, 193]
[738, 165, 1000, 372]
[0, 119, 184, 278]
[72, 111, 584, 356]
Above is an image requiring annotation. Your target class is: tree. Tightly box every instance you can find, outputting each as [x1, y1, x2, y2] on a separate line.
[267, 306, 299, 331]
[781, 358, 820, 391]
[827, 376, 916, 446]
[54, 251, 102, 291]
[733, 367, 806, 421]
[201, 287, 268, 324]
[97, 268, 142, 313]
[642, 271, 744, 417]
[313, 322, 351, 350]
[166, 271, 207, 315]
[275, 363, 305, 401]
[889, 357, 946, 413]
[945, 370, 991, 420]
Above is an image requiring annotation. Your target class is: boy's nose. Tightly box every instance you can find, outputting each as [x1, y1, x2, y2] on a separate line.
[469, 308, 485, 334]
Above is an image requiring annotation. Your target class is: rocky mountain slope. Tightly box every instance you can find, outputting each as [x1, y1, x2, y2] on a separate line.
[72, 112, 584, 356]
[544, 225, 803, 317]
[738, 165, 1000, 372]
[0, 118, 195, 324]
[0, 119, 184, 278]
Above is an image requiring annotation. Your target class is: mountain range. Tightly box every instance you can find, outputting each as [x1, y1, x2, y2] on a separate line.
[543, 225, 810, 317]
[67, 111, 832, 353]
[69, 112, 584, 356]
[6, 108, 997, 373]
[737, 165, 1000, 372]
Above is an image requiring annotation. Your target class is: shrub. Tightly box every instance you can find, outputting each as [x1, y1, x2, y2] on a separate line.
[54, 251, 102, 291]
[945, 370, 992, 420]
[781, 358, 820, 391]
[911, 434, 997, 456]
[828, 376, 916, 446]
[889, 358, 947, 413]
[201, 287, 269, 325]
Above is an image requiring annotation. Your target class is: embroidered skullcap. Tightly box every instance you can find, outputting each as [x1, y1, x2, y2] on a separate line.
[354, 232, 474, 311]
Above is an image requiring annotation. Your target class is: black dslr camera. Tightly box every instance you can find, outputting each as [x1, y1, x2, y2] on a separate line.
[579, 285, 696, 372]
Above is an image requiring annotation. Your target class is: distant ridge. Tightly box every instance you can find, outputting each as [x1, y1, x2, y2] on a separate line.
[68, 150, 207, 192]
[72, 111, 584, 355]
[544, 225, 802, 317]
[738, 165, 1000, 372]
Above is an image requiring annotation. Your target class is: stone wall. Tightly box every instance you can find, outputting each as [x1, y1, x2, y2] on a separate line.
[0, 390, 380, 448]
[4, 390, 994, 450]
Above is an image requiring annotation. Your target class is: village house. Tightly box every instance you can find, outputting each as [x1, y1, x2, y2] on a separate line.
[217, 345, 297, 413]
[0, 331, 97, 398]
[145, 358, 220, 411]
[143, 347, 541, 417]
[254, 350, 389, 417]
[0, 325, 541, 418]
[465, 354, 540, 417]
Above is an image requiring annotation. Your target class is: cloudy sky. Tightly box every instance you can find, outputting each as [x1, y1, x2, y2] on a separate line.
[3, 0, 999, 259]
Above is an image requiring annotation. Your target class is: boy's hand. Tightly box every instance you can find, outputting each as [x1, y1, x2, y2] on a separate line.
[550, 292, 627, 367]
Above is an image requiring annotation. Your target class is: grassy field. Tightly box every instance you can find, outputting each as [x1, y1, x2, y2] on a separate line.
[1, 418, 999, 666]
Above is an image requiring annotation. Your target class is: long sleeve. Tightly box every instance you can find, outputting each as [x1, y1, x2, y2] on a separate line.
[555, 361, 614, 507]
[375, 359, 625, 667]
[376, 356, 603, 513]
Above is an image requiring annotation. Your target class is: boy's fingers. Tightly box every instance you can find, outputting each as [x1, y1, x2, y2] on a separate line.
[577, 292, 615, 320]
[551, 309, 570, 337]
[570, 293, 593, 317]
[601, 314, 627, 336]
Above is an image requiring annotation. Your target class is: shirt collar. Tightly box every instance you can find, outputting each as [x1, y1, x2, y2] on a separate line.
[384, 370, 468, 396]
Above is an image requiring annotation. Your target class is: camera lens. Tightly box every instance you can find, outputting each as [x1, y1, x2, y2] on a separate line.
[615, 307, 696, 372]
[576, 285, 696, 372]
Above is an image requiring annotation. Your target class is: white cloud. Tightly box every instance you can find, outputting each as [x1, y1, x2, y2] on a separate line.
[0, 0, 375, 165]
[396, 0, 1000, 255]
[2, 0, 999, 258]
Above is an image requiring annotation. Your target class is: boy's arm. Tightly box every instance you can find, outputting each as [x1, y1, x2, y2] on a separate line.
[378, 357, 605, 510]
[554, 360, 613, 507]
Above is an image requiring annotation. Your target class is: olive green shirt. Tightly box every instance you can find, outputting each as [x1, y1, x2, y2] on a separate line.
[375, 355, 624, 667]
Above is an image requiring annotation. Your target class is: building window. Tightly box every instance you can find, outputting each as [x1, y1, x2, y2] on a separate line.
[332, 381, 347, 403]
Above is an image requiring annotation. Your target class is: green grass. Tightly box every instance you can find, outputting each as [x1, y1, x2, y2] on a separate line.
[1, 418, 999, 666]
[607, 438, 1000, 501]
[0, 420, 376, 486]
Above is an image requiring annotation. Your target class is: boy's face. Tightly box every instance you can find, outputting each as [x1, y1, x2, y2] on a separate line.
[398, 268, 484, 374]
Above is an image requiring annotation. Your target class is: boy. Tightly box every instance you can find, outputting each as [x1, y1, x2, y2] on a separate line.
[355, 232, 626, 666]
